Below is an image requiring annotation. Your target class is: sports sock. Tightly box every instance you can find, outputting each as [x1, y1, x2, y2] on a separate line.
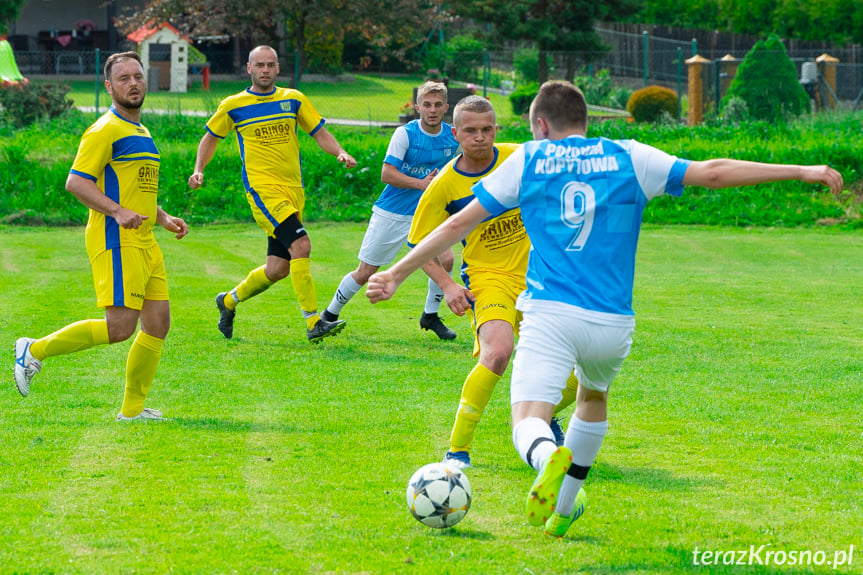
[289, 258, 320, 329]
[29, 319, 110, 361]
[120, 331, 163, 418]
[227, 265, 273, 311]
[424, 277, 445, 315]
[512, 416, 558, 471]
[554, 372, 580, 415]
[327, 272, 362, 315]
[556, 417, 608, 516]
[450, 363, 500, 452]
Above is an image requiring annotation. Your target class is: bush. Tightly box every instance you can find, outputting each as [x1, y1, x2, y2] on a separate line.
[627, 85, 678, 123]
[723, 34, 809, 123]
[0, 81, 74, 129]
[508, 82, 539, 116]
[513, 48, 554, 84]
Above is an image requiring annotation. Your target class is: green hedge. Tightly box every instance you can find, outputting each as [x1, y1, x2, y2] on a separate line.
[1, 110, 861, 228]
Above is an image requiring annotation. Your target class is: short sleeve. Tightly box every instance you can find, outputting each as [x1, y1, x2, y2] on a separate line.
[70, 124, 112, 180]
[205, 99, 234, 139]
[383, 126, 410, 167]
[471, 145, 525, 216]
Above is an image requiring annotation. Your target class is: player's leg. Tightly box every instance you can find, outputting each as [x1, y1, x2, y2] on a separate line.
[445, 318, 514, 468]
[215, 237, 287, 339]
[323, 211, 408, 322]
[550, 371, 580, 445]
[420, 246, 457, 340]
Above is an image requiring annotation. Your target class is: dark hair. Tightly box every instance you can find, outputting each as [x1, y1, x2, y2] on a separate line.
[531, 81, 588, 132]
[104, 51, 143, 81]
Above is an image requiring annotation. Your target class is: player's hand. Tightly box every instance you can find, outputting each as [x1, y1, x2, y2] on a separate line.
[443, 285, 475, 316]
[366, 270, 400, 303]
[338, 152, 357, 169]
[160, 215, 189, 239]
[418, 168, 439, 191]
[114, 207, 148, 229]
[188, 172, 204, 189]
[802, 165, 844, 196]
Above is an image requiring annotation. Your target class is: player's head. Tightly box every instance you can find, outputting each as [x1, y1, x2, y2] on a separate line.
[529, 81, 588, 139]
[452, 96, 497, 163]
[248, 45, 279, 92]
[415, 81, 448, 131]
[103, 51, 146, 110]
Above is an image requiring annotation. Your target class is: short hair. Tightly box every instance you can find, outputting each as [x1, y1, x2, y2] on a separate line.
[453, 95, 495, 126]
[416, 81, 447, 103]
[248, 45, 278, 63]
[530, 81, 588, 132]
[104, 51, 143, 81]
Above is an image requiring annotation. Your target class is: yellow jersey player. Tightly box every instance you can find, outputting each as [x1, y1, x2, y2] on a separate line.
[188, 45, 357, 343]
[407, 96, 578, 469]
[14, 51, 188, 421]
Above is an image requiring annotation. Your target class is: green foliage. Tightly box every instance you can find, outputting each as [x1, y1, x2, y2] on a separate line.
[0, 81, 74, 129]
[626, 85, 677, 123]
[573, 68, 633, 110]
[724, 34, 809, 124]
[508, 82, 539, 116]
[513, 47, 554, 84]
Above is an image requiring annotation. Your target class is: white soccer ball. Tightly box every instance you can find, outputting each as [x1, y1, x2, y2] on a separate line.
[406, 462, 472, 528]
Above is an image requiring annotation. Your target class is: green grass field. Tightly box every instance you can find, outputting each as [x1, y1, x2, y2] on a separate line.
[2, 223, 862, 574]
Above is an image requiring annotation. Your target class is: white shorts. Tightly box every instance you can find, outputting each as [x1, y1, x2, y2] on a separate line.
[510, 309, 633, 405]
[357, 209, 412, 267]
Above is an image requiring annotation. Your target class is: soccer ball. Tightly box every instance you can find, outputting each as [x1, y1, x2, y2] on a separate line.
[406, 462, 472, 528]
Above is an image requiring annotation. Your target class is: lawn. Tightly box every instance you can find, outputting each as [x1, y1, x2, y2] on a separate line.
[1, 223, 861, 574]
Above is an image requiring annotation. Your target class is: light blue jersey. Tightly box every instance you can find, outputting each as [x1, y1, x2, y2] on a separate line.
[374, 119, 459, 217]
[473, 136, 690, 325]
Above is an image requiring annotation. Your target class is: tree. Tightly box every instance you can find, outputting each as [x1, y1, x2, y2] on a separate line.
[116, 0, 438, 82]
[453, 0, 640, 83]
[0, 0, 27, 36]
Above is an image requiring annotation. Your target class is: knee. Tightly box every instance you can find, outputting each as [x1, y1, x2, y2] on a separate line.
[289, 236, 312, 259]
[107, 322, 136, 344]
[266, 263, 290, 282]
[481, 346, 513, 375]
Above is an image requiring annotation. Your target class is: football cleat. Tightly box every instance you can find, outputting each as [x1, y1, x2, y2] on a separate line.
[215, 292, 236, 339]
[307, 317, 346, 343]
[320, 308, 340, 323]
[545, 488, 587, 537]
[116, 407, 166, 421]
[549, 416, 566, 446]
[420, 312, 456, 340]
[442, 450, 472, 469]
[526, 446, 572, 526]
[14, 337, 42, 397]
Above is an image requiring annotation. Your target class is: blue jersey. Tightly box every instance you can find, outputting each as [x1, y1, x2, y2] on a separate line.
[473, 136, 690, 325]
[374, 120, 459, 217]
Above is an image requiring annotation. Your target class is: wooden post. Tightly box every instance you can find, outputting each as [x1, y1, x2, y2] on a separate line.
[686, 54, 710, 125]
[816, 53, 840, 109]
[719, 54, 739, 99]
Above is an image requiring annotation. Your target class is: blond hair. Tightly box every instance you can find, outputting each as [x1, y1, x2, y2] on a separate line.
[416, 81, 447, 104]
[453, 95, 495, 126]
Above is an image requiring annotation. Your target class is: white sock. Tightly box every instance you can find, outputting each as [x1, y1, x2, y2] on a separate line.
[328, 272, 363, 315]
[556, 417, 608, 516]
[512, 417, 558, 471]
[424, 277, 445, 314]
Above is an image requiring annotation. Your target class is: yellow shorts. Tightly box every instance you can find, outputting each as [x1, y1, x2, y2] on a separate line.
[91, 244, 168, 310]
[468, 272, 524, 357]
[246, 184, 306, 237]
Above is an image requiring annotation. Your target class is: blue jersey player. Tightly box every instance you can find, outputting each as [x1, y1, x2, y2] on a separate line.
[321, 81, 461, 340]
[366, 81, 843, 538]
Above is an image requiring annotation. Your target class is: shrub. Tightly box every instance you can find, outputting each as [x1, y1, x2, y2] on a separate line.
[508, 82, 539, 116]
[626, 85, 678, 123]
[0, 81, 74, 129]
[723, 34, 809, 123]
[513, 48, 554, 84]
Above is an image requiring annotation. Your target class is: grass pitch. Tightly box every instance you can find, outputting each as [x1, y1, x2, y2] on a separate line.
[2, 223, 861, 574]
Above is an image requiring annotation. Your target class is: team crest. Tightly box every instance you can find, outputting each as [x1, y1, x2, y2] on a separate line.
[281, 102, 292, 112]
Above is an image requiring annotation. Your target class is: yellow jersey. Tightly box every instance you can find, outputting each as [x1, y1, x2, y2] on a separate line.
[69, 108, 160, 261]
[409, 143, 528, 287]
[205, 86, 324, 191]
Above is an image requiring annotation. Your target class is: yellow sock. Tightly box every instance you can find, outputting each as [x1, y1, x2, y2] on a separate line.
[554, 371, 579, 415]
[227, 265, 274, 311]
[29, 319, 110, 361]
[450, 363, 500, 453]
[120, 331, 163, 418]
[289, 257, 320, 329]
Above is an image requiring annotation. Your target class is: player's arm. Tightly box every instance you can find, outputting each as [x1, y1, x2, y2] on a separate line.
[188, 132, 220, 189]
[65, 173, 147, 229]
[367, 199, 490, 303]
[421, 258, 475, 316]
[311, 126, 357, 168]
[683, 159, 843, 194]
[156, 206, 189, 240]
[381, 163, 438, 192]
